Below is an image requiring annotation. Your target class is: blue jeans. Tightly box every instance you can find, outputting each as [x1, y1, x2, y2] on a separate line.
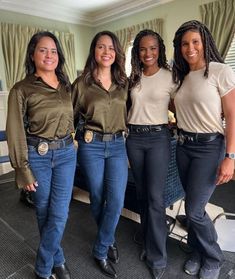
[126, 127, 171, 269]
[28, 143, 77, 277]
[77, 136, 128, 260]
[176, 136, 225, 269]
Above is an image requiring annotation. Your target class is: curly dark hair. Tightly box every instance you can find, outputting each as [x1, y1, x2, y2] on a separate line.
[82, 30, 127, 89]
[25, 31, 70, 91]
[172, 20, 224, 89]
[129, 29, 170, 90]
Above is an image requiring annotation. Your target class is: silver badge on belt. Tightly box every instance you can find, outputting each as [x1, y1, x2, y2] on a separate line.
[84, 130, 93, 143]
[37, 141, 49, 155]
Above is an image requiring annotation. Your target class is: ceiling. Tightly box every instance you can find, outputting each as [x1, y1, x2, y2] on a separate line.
[0, 0, 174, 26]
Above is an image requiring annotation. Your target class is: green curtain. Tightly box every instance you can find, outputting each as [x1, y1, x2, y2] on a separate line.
[0, 23, 76, 90]
[115, 18, 163, 54]
[200, 0, 235, 59]
[0, 23, 38, 90]
[53, 30, 76, 83]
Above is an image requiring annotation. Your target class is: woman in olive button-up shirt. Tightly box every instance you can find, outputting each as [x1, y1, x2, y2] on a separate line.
[6, 31, 76, 279]
[72, 31, 128, 279]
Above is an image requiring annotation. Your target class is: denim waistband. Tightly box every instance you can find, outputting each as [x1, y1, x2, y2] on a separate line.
[27, 134, 73, 150]
[128, 124, 168, 133]
[178, 130, 223, 143]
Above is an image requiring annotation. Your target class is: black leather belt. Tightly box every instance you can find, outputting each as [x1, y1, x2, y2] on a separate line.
[128, 124, 167, 133]
[93, 131, 124, 142]
[178, 130, 223, 144]
[27, 134, 73, 150]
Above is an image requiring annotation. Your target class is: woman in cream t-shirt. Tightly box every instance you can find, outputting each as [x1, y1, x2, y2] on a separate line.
[172, 20, 235, 279]
[126, 29, 176, 279]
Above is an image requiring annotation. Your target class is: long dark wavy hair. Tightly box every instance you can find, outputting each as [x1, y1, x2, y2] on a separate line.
[25, 31, 70, 91]
[129, 29, 170, 90]
[81, 30, 127, 89]
[172, 20, 224, 89]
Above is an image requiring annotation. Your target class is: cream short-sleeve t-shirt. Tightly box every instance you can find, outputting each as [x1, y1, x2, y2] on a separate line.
[174, 62, 235, 134]
[128, 68, 176, 125]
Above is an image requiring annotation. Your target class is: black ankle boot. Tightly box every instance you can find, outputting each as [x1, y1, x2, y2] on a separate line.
[52, 263, 71, 279]
[108, 243, 119, 263]
[20, 189, 34, 207]
[34, 272, 54, 279]
[94, 258, 117, 278]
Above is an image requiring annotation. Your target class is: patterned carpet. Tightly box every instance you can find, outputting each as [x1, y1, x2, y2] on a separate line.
[0, 171, 235, 279]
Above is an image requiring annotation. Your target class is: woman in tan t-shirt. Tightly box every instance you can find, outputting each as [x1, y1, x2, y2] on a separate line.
[172, 20, 235, 279]
[126, 29, 176, 279]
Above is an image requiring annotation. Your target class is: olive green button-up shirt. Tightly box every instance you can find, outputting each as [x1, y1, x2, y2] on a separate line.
[6, 74, 74, 188]
[72, 78, 128, 133]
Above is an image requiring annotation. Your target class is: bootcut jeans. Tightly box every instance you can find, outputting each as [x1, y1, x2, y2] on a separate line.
[77, 136, 128, 260]
[176, 135, 225, 269]
[28, 143, 77, 278]
[126, 127, 171, 269]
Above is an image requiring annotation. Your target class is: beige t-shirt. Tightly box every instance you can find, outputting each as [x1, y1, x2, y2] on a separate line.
[174, 62, 235, 134]
[128, 68, 176, 125]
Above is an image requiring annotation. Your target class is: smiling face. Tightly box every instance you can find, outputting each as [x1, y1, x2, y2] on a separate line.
[94, 35, 116, 69]
[181, 30, 206, 71]
[139, 35, 159, 72]
[32, 36, 59, 75]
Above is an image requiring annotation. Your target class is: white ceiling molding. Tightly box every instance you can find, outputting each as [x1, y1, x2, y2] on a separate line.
[0, 0, 89, 25]
[0, 0, 174, 26]
[92, 0, 174, 26]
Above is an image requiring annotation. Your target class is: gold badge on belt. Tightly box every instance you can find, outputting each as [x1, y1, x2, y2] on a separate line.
[84, 130, 93, 143]
[37, 141, 49, 155]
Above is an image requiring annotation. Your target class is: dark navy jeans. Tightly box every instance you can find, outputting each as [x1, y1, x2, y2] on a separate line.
[176, 136, 225, 269]
[126, 127, 171, 269]
[77, 136, 128, 260]
[28, 143, 77, 278]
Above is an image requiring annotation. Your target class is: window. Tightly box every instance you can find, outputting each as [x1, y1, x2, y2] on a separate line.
[225, 34, 235, 72]
[125, 42, 134, 77]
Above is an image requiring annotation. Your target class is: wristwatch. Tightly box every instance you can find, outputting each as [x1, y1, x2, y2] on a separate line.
[225, 153, 235, 159]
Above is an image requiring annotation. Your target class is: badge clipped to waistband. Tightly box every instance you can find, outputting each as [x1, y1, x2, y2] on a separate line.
[84, 130, 93, 143]
[37, 141, 49, 155]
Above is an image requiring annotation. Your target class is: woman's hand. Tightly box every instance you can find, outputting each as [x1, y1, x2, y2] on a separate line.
[219, 89, 235, 185]
[23, 181, 38, 192]
[216, 158, 234, 185]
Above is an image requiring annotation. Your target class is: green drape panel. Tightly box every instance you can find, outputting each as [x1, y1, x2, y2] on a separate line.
[115, 28, 132, 56]
[0, 23, 76, 90]
[0, 23, 38, 90]
[115, 18, 163, 54]
[53, 30, 76, 83]
[200, 0, 235, 59]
